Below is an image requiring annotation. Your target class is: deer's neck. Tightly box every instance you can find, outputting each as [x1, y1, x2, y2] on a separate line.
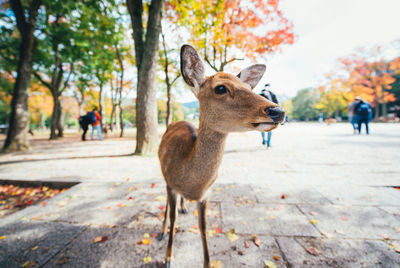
[188, 122, 227, 183]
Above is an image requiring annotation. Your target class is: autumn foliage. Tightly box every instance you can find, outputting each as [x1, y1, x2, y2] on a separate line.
[166, 0, 295, 71]
[316, 46, 399, 119]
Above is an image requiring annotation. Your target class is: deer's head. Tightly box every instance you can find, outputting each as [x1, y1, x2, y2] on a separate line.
[181, 45, 284, 134]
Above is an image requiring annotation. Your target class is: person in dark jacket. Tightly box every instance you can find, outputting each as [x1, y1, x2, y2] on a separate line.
[354, 99, 372, 135]
[260, 84, 278, 147]
[79, 113, 90, 141]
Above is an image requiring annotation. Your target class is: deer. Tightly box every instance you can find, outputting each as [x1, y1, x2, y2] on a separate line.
[157, 45, 285, 268]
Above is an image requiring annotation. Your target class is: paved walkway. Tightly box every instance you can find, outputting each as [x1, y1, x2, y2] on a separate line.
[0, 123, 399, 267]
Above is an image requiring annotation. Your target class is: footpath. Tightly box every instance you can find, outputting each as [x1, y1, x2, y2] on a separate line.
[0, 123, 399, 267]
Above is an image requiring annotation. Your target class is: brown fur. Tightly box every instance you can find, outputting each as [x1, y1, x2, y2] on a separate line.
[158, 45, 285, 267]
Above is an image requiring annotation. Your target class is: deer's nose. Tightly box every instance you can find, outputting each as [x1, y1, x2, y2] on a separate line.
[264, 107, 285, 123]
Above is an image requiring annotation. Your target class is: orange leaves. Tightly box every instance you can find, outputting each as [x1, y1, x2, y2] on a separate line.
[93, 236, 108, 243]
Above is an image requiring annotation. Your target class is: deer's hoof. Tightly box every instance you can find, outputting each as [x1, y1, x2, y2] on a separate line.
[178, 208, 188, 214]
[157, 233, 165, 241]
[163, 261, 172, 268]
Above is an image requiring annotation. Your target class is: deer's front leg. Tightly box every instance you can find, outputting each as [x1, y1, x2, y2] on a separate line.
[164, 186, 177, 268]
[198, 198, 210, 268]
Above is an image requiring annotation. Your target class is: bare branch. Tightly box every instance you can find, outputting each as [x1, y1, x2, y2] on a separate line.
[33, 71, 51, 90]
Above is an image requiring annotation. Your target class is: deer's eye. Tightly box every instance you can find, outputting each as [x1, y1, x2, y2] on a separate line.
[214, 85, 227, 95]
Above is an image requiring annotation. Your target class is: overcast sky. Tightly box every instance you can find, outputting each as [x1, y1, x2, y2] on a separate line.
[178, 0, 400, 102]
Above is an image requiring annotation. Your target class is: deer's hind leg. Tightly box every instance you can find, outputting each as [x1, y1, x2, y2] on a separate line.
[164, 186, 178, 267]
[158, 192, 169, 241]
[178, 196, 188, 214]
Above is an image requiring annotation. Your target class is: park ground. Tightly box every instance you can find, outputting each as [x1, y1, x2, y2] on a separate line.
[0, 122, 399, 267]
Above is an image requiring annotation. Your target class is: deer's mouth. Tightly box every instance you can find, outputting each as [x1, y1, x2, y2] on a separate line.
[251, 122, 278, 131]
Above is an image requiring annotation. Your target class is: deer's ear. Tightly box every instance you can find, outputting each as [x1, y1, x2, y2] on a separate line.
[237, 64, 266, 89]
[181, 45, 205, 96]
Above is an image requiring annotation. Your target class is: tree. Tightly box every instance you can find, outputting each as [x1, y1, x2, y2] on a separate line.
[315, 76, 352, 118]
[291, 88, 319, 121]
[339, 47, 397, 119]
[159, 25, 181, 128]
[2, 0, 42, 151]
[127, 0, 165, 155]
[167, 0, 294, 71]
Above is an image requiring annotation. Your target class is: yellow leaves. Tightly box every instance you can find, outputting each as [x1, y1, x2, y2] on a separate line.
[210, 260, 222, 268]
[225, 229, 239, 242]
[155, 196, 165, 202]
[143, 256, 152, 264]
[264, 260, 277, 268]
[142, 238, 152, 245]
[311, 219, 318, 225]
[0, 235, 6, 240]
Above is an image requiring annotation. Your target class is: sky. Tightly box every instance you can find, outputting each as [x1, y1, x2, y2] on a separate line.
[177, 0, 400, 102]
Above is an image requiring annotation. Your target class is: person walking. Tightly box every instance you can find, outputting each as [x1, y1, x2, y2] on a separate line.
[354, 99, 372, 135]
[91, 107, 102, 141]
[78, 113, 90, 141]
[259, 84, 278, 148]
[348, 96, 361, 134]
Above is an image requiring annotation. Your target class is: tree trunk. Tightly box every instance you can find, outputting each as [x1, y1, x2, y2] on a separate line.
[127, 0, 165, 155]
[119, 103, 124, 137]
[99, 82, 104, 132]
[56, 99, 63, 137]
[50, 96, 59, 140]
[3, 0, 41, 151]
[110, 104, 115, 132]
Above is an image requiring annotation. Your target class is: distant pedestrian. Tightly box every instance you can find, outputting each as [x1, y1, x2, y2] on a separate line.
[79, 112, 90, 141]
[354, 99, 372, 135]
[348, 96, 361, 134]
[259, 84, 278, 148]
[91, 107, 102, 141]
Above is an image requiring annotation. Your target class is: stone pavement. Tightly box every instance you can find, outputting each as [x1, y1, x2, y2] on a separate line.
[0, 122, 399, 267]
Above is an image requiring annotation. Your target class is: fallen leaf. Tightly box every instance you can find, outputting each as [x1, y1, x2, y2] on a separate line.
[269, 215, 275, 219]
[31, 246, 39, 251]
[21, 261, 36, 268]
[210, 260, 222, 268]
[105, 206, 112, 210]
[151, 233, 158, 238]
[311, 219, 318, 225]
[32, 215, 41, 221]
[264, 260, 277, 268]
[309, 211, 318, 216]
[259, 217, 265, 221]
[142, 238, 152, 245]
[151, 183, 156, 188]
[273, 255, 280, 261]
[244, 241, 250, 248]
[56, 256, 68, 265]
[341, 216, 348, 221]
[128, 197, 133, 201]
[194, 209, 198, 216]
[215, 227, 223, 234]
[155, 196, 165, 202]
[143, 256, 152, 264]
[252, 235, 261, 247]
[126, 178, 131, 182]
[306, 247, 319, 256]
[281, 194, 287, 199]
[381, 234, 390, 240]
[389, 241, 400, 253]
[93, 236, 108, 243]
[0, 235, 6, 240]
[117, 203, 125, 208]
[225, 229, 239, 243]
[143, 233, 150, 238]
[109, 224, 116, 228]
